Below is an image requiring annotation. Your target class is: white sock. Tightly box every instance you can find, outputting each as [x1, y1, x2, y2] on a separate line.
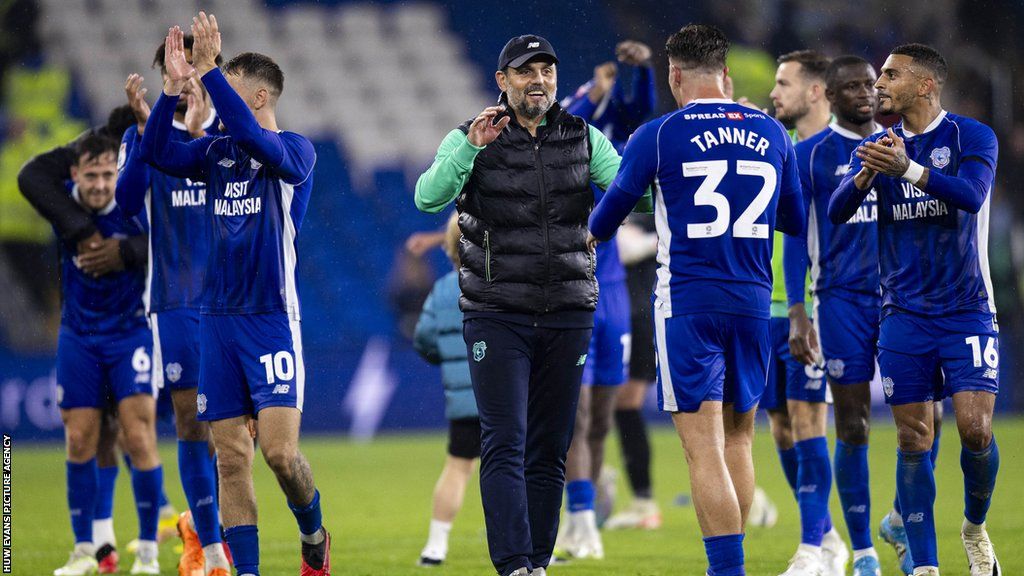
[73, 542, 95, 557]
[299, 527, 325, 545]
[92, 518, 116, 549]
[912, 567, 939, 575]
[135, 540, 158, 563]
[798, 543, 822, 557]
[962, 519, 985, 533]
[889, 509, 904, 527]
[423, 519, 452, 558]
[204, 543, 230, 569]
[569, 509, 597, 531]
[853, 547, 878, 561]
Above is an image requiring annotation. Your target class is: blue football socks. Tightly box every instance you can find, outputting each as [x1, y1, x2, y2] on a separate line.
[796, 437, 832, 546]
[835, 440, 872, 550]
[896, 449, 938, 568]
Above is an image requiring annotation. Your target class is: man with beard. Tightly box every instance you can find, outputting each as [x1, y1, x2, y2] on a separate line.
[415, 34, 649, 576]
[116, 32, 229, 576]
[588, 24, 805, 576]
[782, 55, 885, 576]
[761, 51, 850, 576]
[830, 43, 1002, 576]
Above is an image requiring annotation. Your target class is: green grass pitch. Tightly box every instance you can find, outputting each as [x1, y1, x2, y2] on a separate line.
[9, 417, 1024, 575]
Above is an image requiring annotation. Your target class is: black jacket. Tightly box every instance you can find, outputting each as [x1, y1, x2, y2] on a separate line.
[455, 101, 596, 315]
[17, 129, 147, 269]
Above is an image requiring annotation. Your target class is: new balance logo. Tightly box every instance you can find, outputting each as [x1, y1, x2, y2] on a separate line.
[195, 496, 214, 507]
[218, 158, 235, 168]
[576, 354, 588, 366]
[983, 368, 998, 379]
[906, 512, 925, 523]
[798, 484, 817, 494]
[527, 42, 540, 48]
[272, 384, 291, 394]
[847, 505, 866, 513]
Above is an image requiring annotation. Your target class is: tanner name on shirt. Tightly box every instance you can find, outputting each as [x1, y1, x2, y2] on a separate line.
[689, 127, 771, 156]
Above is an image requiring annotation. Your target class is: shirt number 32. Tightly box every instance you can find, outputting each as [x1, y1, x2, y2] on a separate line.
[683, 160, 776, 239]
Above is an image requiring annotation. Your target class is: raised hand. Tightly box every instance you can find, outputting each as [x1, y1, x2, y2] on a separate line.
[183, 77, 211, 137]
[163, 26, 195, 95]
[616, 40, 652, 66]
[124, 73, 150, 132]
[856, 128, 910, 177]
[466, 106, 510, 147]
[190, 11, 222, 76]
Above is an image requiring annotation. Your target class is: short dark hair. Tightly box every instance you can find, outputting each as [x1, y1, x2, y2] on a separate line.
[825, 55, 872, 88]
[777, 50, 830, 82]
[103, 104, 137, 140]
[152, 34, 223, 75]
[75, 132, 118, 165]
[665, 24, 729, 72]
[223, 52, 284, 98]
[891, 43, 947, 84]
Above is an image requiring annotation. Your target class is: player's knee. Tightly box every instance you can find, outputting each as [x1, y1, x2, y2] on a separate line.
[896, 420, 933, 452]
[65, 429, 97, 461]
[122, 424, 155, 457]
[959, 421, 992, 452]
[175, 411, 208, 442]
[588, 417, 611, 444]
[261, 442, 298, 478]
[836, 416, 870, 446]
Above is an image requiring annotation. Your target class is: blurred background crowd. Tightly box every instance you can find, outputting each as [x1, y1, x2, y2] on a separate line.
[1, 0, 1022, 438]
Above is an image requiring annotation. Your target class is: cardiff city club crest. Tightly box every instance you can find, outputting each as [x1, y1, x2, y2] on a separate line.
[826, 358, 846, 379]
[166, 362, 183, 383]
[472, 341, 487, 362]
[930, 146, 951, 169]
[197, 393, 207, 414]
[882, 377, 894, 398]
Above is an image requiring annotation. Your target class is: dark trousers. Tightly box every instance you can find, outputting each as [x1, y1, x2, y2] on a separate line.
[464, 317, 591, 576]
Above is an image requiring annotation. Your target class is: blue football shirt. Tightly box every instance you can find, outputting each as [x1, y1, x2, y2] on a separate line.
[593, 99, 805, 319]
[60, 185, 149, 335]
[836, 111, 998, 317]
[117, 112, 218, 314]
[796, 123, 882, 303]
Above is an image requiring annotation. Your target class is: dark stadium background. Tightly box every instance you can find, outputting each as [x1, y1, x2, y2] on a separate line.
[1, 0, 1022, 440]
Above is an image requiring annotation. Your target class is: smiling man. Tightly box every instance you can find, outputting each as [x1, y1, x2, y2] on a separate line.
[415, 34, 650, 576]
[782, 55, 885, 576]
[830, 44, 1001, 576]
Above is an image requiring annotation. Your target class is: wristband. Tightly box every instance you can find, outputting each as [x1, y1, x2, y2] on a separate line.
[902, 160, 925, 185]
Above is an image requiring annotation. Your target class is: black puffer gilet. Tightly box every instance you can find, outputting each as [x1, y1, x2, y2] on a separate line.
[456, 102, 597, 314]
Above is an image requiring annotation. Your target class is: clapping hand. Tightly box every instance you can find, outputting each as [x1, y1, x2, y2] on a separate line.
[183, 77, 211, 137]
[162, 26, 195, 95]
[190, 11, 221, 77]
[467, 106, 511, 147]
[124, 73, 150, 133]
[856, 128, 909, 178]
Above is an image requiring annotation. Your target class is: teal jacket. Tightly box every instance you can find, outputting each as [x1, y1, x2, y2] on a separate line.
[413, 271, 477, 421]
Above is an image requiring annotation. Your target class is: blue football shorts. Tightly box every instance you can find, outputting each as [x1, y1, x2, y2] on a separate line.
[761, 316, 826, 408]
[151, 308, 201, 391]
[877, 310, 999, 405]
[56, 325, 155, 410]
[583, 279, 631, 386]
[815, 292, 880, 385]
[654, 303, 770, 413]
[197, 312, 305, 421]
